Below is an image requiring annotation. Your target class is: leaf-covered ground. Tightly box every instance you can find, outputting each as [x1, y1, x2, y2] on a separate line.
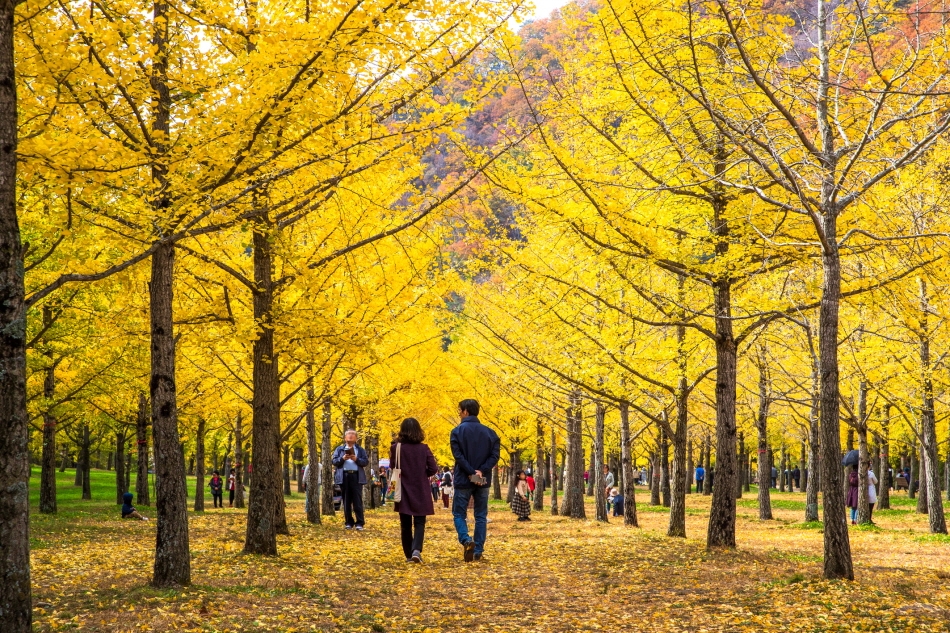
[29, 469, 950, 632]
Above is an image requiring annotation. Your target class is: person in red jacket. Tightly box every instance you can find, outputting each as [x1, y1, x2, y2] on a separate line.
[525, 471, 536, 501]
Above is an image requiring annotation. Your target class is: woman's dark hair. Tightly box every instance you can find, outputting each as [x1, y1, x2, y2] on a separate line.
[515, 469, 526, 480]
[213, 470, 219, 476]
[397, 417, 425, 444]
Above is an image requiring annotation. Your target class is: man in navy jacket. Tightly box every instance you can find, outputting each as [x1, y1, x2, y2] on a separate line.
[332, 429, 370, 530]
[450, 399, 500, 562]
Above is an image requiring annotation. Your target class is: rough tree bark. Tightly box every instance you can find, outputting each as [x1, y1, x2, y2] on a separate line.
[234, 411, 246, 508]
[80, 424, 91, 500]
[620, 403, 638, 526]
[136, 393, 150, 505]
[0, 2, 30, 625]
[534, 417, 545, 511]
[707, 277, 738, 545]
[283, 444, 291, 497]
[149, 241, 190, 587]
[244, 203, 284, 555]
[305, 385, 321, 524]
[115, 431, 127, 504]
[918, 278, 947, 532]
[194, 419, 205, 512]
[561, 392, 586, 518]
[40, 306, 57, 514]
[594, 403, 608, 523]
[755, 385, 772, 520]
[855, 384, 872, 525]
[321, 399, 335, 515]
[549, 426, 559, 516]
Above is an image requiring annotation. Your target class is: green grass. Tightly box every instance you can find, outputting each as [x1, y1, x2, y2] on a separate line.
[738, 497, 806, 511]
[27, 466, 308, 529]
[914, 532, 950, 545]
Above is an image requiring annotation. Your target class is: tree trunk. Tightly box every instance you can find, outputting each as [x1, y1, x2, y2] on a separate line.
[918, 279, 947, 531]
[80, 425, 91, 500]
[817, 216, 853, 579]
[707, 276, 738, 546]
[805, 363, 821, 521]
[586, 444, 596, 497]
[506, 450, 521, 504]
[686, 439, 694, 495]
[561, 392, 586, 518]
[244, 205, 284, 555]
[320, 399, 335, 516]
[877, 407, 891, 510]
[619, 403, 638, 526]
[534, 418, 545, 511]
[0, 0, 31, 621]
[650, 450, 661, 506]
[305, 387, 321, 524]
[735, 432, 744, 500]
[136, 392, 150, 505]
[294, 447, 304, 492]
[234, 411, 246, 509]
[149, 241, 191, 587]
[660, 426, 671, 508]
[594, 403, 608, 523]
[40, 307, 57, 514]
[283, 444, 291, 497]
[115, 431, 127, 504]
[549, 426, 559, 516]
[755, 361, 772, 520]
[194, 419, 205, 512]
[702, 438, 711, 495]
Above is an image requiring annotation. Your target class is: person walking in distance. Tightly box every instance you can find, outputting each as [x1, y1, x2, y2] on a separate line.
[390, 418, 438, 563]
[333, 429, 370, 530]
[603, 464, 615, 498]
[694, 463, 705, 494]
[228, 467, 236, 507]
[451, 399, 500, 562]
[209, 470, 224, 508]
[440, 466, 454, 510]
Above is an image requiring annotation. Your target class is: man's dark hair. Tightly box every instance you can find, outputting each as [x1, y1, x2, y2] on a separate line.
[397, 417, 425, 444]
[459, 399, 480, 416]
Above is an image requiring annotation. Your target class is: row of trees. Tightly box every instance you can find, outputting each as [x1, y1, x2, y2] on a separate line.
[4, 0, 950, 630]
[450, 0, 950, 584]
[1, 0, 527, 629]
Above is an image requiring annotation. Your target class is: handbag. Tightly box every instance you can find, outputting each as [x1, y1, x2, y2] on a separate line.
[385, 443, 403, 503]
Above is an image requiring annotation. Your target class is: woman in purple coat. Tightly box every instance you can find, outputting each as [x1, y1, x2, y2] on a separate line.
[391, 417, 438, 563]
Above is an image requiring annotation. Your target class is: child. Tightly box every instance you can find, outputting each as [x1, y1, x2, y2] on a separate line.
[512, 469, 531, 521]
[121, 492, 148, 521]
[209, 470, 224, 508]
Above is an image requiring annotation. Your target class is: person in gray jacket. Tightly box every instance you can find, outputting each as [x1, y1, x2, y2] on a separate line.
[332, 429, 369, 530]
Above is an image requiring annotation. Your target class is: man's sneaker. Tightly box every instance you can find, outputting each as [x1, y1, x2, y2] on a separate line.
[356, 525, 364, 531]
[344, 525, 354, 530]
[463, 540, 475, 562]
[474, 553, 482, 562]
[411, 551, 422, 563]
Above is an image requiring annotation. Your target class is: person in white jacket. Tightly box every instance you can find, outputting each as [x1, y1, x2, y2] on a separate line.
[867, 467, 879, 524]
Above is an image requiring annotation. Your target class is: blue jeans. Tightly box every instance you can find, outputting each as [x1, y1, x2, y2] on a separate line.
[453, 485, 489, 555]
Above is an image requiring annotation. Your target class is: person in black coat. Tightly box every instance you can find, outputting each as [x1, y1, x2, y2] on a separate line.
[450, 399, 500, 562]
[390, 418, 438, 563]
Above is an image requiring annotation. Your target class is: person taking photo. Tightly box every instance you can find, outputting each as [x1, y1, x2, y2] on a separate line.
[332, 429, 370, 530]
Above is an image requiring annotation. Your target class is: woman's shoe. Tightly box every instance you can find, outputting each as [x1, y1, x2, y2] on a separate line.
[411, 551, 422, 563]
